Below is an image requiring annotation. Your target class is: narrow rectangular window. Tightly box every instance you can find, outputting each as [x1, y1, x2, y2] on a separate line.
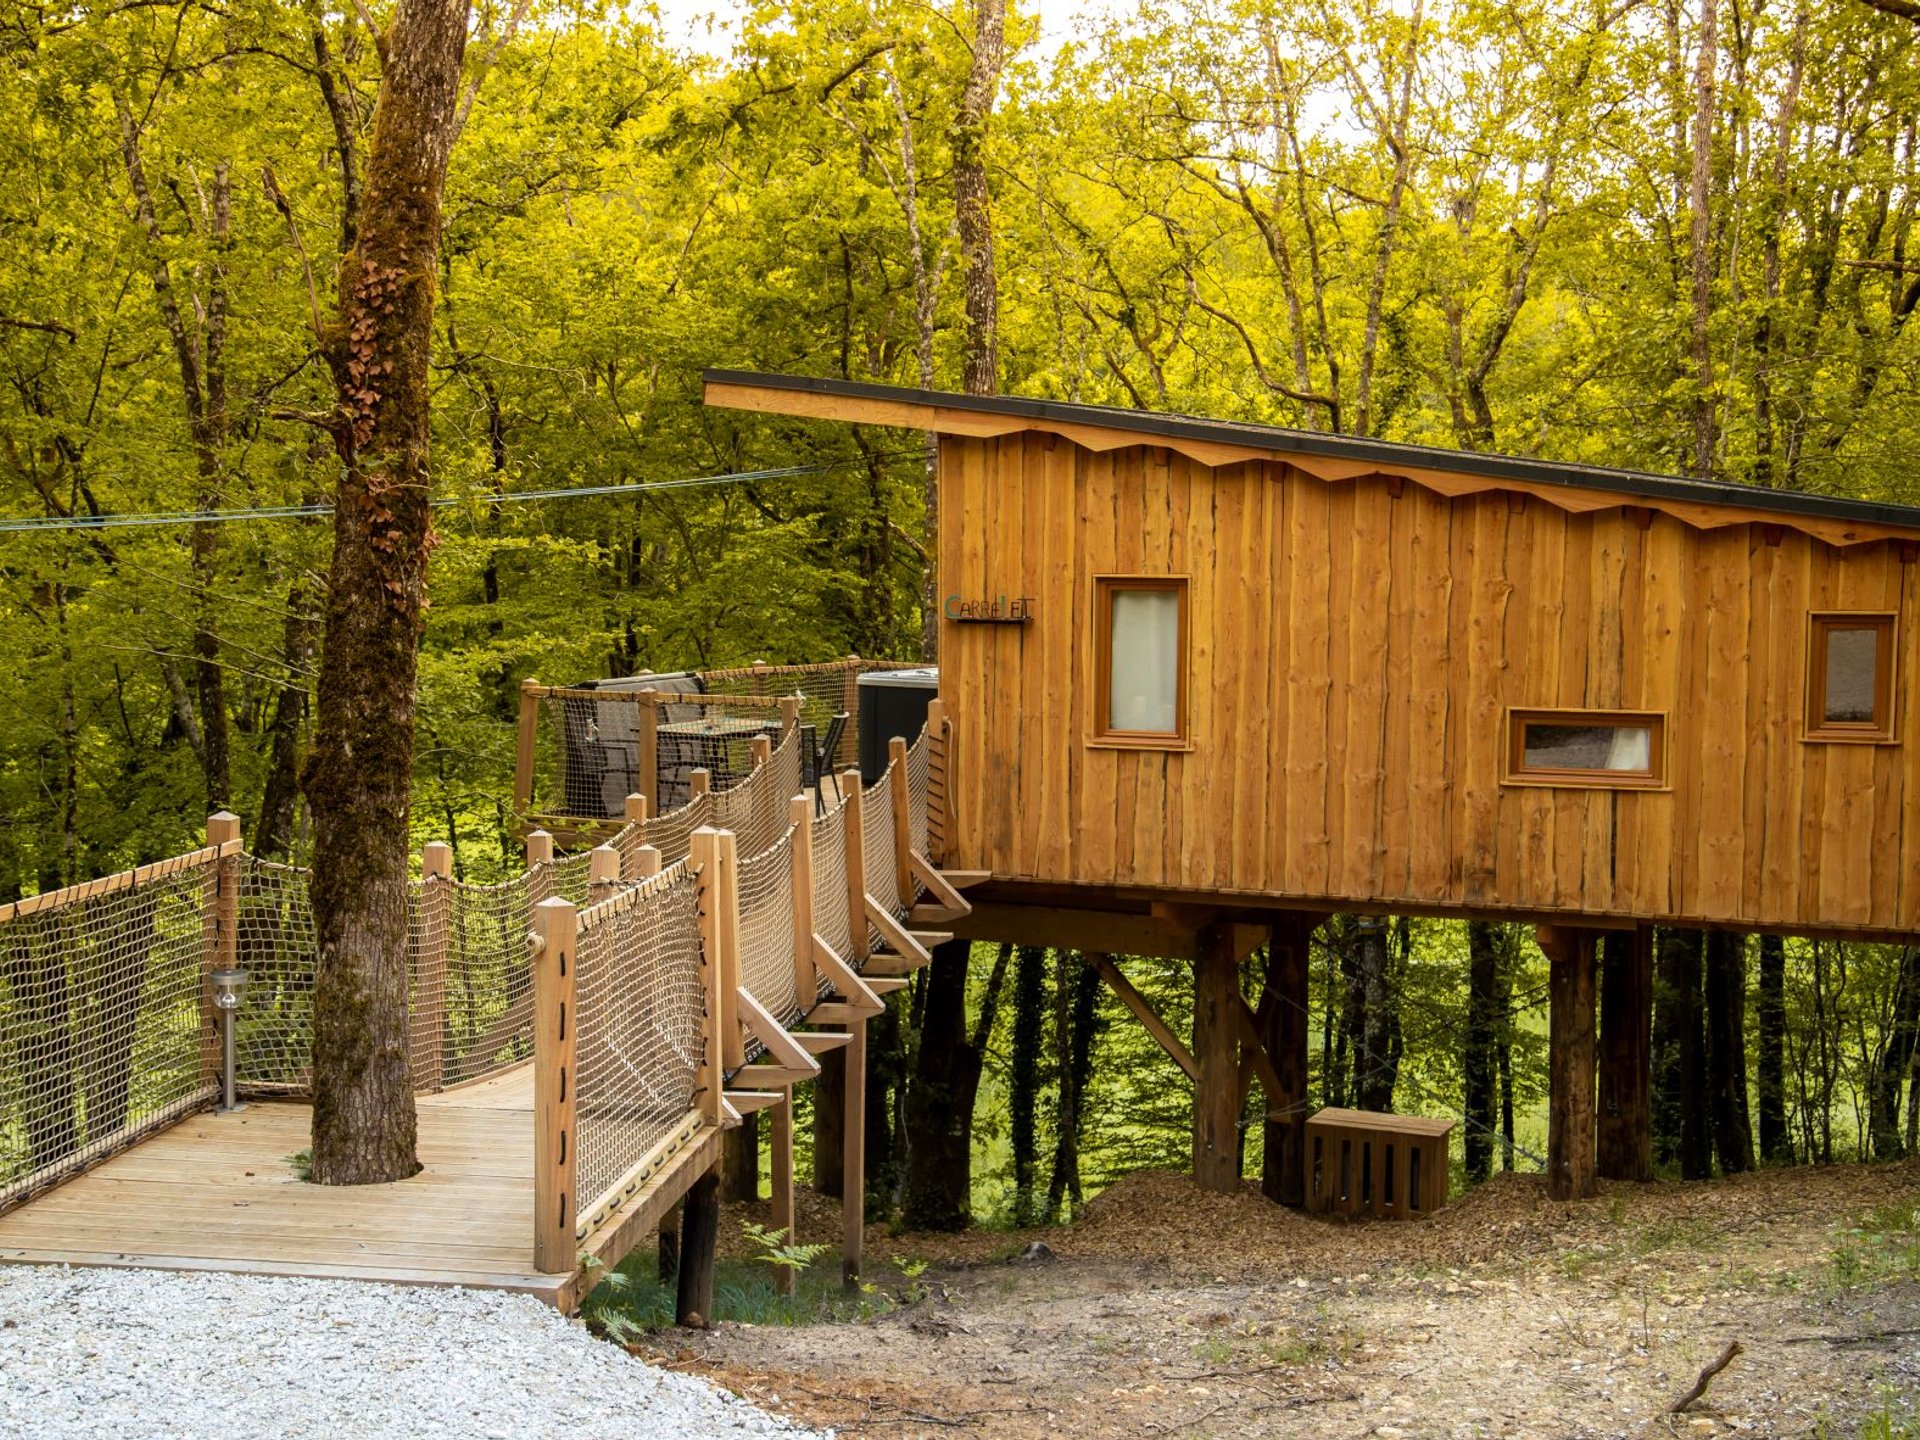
[1504, 708, 1667, 788]
[1093, 576, 1188, 745]
[1807, 613, 1897, 742]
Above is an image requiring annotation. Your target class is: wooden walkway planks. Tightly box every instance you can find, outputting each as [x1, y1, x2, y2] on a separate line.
[0, 1064, 584, 1309]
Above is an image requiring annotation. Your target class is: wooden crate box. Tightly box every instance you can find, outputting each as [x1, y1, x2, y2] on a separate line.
[1305, 1108, 1453, 1219]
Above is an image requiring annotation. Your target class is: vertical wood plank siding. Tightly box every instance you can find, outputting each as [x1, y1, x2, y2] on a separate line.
[938, 434, 1920, 936]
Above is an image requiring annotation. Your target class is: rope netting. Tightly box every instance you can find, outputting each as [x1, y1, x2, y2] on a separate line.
[699, 659, 923, 770]
[811, 796, 854, 973]
[573, 863, 706, 1220]
[906, 726, 931, 858]
[863, 763, 904, 929]
[0, 852, 221, 1213]
[736, 829, 799, 1024]
[233, 856, 318, 1095]
[623, 793, 710, 873]
[542, 851, 594, 908]
[436, 871, 536, 1088]
[711, 728, 801, 859]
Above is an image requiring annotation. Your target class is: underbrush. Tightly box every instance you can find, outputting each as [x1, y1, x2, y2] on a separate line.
[1829, 1203, 1920, 1293]
[580, 1223, 935, 1340]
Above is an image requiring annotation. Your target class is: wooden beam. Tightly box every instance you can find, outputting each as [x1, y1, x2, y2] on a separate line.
[861, 951, 932, 978]
[724, 1091, 784, 1115]
[789, 794, 817, 1005]
[675, 1166, 719, 1327]
[811, 936, 884, 1016]
[1087, 953, 1198, 1082]
[514, 679, 539, 811]
[691, 828, 726, 1127]
[1540, 924, 1598, 1201]
[955, 900, 1205, 959]
[1191, 928, 1243, 1193]
[531, 896, 579, 1273]
[911, 853, 971, 916]
[735, 988, 821, 1078]
[889, 735, 915, 908]
[865, 901, 932, 966]
[770, 1088, 795, 1296]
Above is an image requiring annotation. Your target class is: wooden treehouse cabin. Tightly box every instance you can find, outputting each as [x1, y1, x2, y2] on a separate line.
[704, 368, 1920, 1204]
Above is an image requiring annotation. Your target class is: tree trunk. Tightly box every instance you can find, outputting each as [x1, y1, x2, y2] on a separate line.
[1463, 920, 1500, 1184]
[1545, 928, 1597, 1201]
[1687, 0, 1719, 478]
[952, 0, 1006, 396]
[1756, 934, 1790, 1163]
[256, 585, 314, 861]
[1010, 945, 1046, 1226]
[1871, 946, 1920, 1161]
[1705, 931, 1754, 1174]
[901, 940, 1008, 1229]
[1261, 917, 1316, 1205]
[1597, 927, 1654, 1182]
[1654, 928, 1712, 1178]
[812, 1047, 845, 1198]
[1353, 918, 1393, 1111]
[1046, 950, 1101, 1221]
[303, 0, 471, 1185]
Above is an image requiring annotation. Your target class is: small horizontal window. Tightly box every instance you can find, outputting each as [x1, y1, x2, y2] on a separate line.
[1505, 709, 1667, 789]
[1806, 613, 1897, 743]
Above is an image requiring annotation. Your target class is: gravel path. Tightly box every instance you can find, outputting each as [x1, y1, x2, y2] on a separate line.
[0, 1266, 824, 1439]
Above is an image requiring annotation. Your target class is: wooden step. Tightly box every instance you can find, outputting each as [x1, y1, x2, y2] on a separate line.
[733, 1064, 816, 1087]
[792, 1031, 853, 1055]
[723, 1090, 786, 1114]
[863, 951, 930, 977]
[911, 904, 969, 926]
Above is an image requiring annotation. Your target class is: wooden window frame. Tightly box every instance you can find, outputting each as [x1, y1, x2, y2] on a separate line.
[1804, 612, 1898, 744]
[1503, 707, 1669, 790]
[1089, 575, 1191, 750]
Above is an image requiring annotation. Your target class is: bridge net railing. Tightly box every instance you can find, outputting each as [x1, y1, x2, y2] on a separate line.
[572, 862, 707, 1228]
[736, 828, 799, 1031]
[0, 849, 224, 1214]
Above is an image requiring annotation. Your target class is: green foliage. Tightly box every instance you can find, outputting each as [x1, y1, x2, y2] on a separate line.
[741, 1220, 831, 1277]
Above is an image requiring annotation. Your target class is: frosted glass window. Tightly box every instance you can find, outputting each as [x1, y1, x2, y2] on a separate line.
[1108, 588, 1181, 733]
[1522, 723, 1652, 773]
[1823, 627, 1881, 724]
[1507, 709, 1666, 788]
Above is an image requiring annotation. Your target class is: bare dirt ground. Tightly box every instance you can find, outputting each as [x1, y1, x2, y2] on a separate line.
[634, 1161, 1920, 1439]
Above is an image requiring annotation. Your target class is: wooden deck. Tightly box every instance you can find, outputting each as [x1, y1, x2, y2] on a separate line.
[0, 1065, 590, 1308]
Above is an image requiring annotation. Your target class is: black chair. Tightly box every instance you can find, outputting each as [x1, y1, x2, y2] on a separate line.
[805, 712, 850, 813]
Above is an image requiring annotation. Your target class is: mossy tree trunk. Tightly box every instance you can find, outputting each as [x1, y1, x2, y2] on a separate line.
[301, 0, 470, 1185]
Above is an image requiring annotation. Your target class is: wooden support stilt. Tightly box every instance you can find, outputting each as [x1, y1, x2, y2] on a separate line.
[1191, 927, 1243, 1193]
[675, 1167, 720, 1327]
[842, 1013, 867, 1289]
[1261, 914, 1318, 1206]
[770, 1088, 795, 1296]
[1598, 925, 1655, 1182]
[1541, 925, 1598, 1201]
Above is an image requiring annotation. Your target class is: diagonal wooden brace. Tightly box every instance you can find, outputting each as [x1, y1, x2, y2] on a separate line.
[910, 853, 972, 916]
[735, 987, 822, 1079]
[811, 935, 885, 1017]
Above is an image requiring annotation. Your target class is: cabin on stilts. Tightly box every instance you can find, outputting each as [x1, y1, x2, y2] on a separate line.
[703, 368, 1920, 1206]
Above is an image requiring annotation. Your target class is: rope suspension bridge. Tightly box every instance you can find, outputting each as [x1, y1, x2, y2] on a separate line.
[0, 659, 967, 1312]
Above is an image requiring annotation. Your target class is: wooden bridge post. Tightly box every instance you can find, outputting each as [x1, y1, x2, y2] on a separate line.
[779, 695, 801, 740]
[1191, 925, 1242, 1193]
[1261, 913, 1319, 1206]
[1541, 925, 1599, 1201]
[690, 768, 711, 799]
[513, 680, 540, 813]
[840, 768, 867, 1285]
[588, 844, 621, 904]
[524, 830, 554, 904]
[531, 895, 578, 1273]
[789, 794, 817, 1004]
[202, 812, 242, 1091]
[413, 841, 452, 1094]
[716, 828, 744, 1071]
[621, 794, 647, 877]
[770, 1088, 795, 1296]
[1598, 925, 1655, 1182]
[676, 1167, 720, 1328]
[691, 827, 726, 1129]
[888, 735, 914, 905]
[638, 692, 660, 812]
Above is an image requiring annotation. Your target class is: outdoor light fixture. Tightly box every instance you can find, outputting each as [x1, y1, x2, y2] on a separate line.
[210, 968, 249, 1113]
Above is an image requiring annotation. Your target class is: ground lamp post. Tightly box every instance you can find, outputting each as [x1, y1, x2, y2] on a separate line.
[210, 968, 249, 1112]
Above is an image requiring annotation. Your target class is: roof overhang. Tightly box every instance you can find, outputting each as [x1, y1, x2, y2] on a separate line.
[703, 369, 1920, 549]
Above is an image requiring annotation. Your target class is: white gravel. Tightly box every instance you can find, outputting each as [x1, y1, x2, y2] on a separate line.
[0, 1266, 825, 1439]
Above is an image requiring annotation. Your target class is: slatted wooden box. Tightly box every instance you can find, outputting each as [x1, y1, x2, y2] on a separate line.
[1305, 1108, 1453, 1219]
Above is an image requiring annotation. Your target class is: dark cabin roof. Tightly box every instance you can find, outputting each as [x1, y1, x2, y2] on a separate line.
[703, 368, 1920, 545]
